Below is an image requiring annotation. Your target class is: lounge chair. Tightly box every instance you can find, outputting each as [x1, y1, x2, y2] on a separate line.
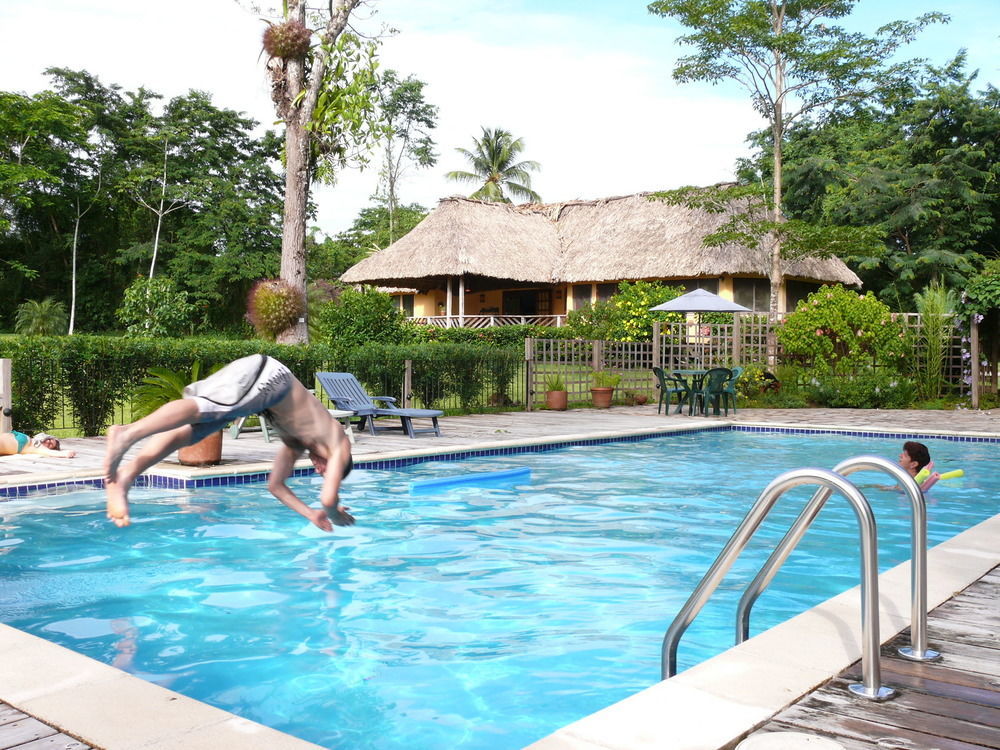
[316, 372, 443, 438]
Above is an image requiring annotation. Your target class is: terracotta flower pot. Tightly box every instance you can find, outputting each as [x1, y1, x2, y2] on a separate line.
[634, 394, 649, 405]
[545, 389, 568, 410]
[178, 430, 223, 466]
[590, 387, 614, 409]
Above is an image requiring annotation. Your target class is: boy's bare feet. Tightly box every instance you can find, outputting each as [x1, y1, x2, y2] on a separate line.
[106, 480, 131, 527]
[104, 425, 130, 483]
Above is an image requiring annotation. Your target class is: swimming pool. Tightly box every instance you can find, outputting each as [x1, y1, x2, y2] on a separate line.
[2, 429, 998, 749]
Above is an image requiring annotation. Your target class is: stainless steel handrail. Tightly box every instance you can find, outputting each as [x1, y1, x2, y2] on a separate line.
[735, 455, 939, 662]
[660, 467, 894, 701]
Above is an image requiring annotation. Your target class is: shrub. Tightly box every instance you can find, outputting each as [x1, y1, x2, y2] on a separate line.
[117, 276, 195, 338]
[913, 280, 957, 399]
[592, 371, 621, 388]
[776, 285, 906, 375]
[246, 279, 305, 341]
[314, 287, 412, 350]
[15, 298, 68, 336]
[565, 281, 684, 341]
[805, 370, 917, 409]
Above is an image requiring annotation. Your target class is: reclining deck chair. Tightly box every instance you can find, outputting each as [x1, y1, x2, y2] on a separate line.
[316, 372, 443, 438]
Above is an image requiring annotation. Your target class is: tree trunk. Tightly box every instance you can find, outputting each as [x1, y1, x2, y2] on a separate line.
[277, 2, 310, 345]
[69, 204, 80, 335]
[275, 0, 360, 345]
[278, 98, 310, 344]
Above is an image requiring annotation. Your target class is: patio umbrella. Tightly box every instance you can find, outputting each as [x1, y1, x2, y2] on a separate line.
[649, 288, 751, 369]
[648, 288, 751, 313]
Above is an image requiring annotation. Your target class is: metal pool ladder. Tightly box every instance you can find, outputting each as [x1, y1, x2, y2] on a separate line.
[660, 456, 939, 701]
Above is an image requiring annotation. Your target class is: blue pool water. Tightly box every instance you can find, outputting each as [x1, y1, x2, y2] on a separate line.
[2, 430, 998, 749]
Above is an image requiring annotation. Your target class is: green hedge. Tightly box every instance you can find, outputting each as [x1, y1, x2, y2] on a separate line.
[0, 336, 341, 436]
[0, 336, 526, 434]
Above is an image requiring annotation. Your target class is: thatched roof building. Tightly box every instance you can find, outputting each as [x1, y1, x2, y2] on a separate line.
[341, 193, 861, 289]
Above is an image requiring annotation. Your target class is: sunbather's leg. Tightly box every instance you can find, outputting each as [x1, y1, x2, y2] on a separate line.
[106, 424, 194, 527]
[105, 399, 201, 482]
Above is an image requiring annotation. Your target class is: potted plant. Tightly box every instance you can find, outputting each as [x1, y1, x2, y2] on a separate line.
[590, 371, 620, 408]
[134, 362, 223, 466]
[544, 373, 568, 411]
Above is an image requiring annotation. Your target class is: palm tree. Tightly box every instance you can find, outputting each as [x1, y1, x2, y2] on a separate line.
[445, 127, 541, 203]
[14, 298, 68, 336]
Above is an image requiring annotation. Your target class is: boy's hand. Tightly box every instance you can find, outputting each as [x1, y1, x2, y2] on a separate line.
[309, 508, 334, 532]
[324, 503, 355, 527]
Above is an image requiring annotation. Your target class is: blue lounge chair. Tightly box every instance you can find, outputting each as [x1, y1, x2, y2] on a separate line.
[316, 372, 443, 438]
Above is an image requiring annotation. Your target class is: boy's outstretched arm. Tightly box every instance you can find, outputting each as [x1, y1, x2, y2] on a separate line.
[318, 432, 354, 527]
[268, 443, 334, 532]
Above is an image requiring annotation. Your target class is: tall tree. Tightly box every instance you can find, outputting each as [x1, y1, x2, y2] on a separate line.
[376, 70, 437, 244]
[648, 0, 946, 314]
[777, 56, 1000, 308]
[263, 0, 380, 343]
[446, 127, 541, 203]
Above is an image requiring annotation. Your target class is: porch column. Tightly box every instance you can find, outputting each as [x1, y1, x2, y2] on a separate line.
[0, 359, 11, 433]
[445, 276, 453, 327]
[458, 273, 465, 327]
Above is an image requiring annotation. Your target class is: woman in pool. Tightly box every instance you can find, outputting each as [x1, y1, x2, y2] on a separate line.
[0, 431, 76, 458]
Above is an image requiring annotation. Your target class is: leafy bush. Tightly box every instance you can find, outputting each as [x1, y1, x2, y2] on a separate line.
[776, 285, 906, 374]
[15, 298, 68, 336]
[117, 276, 195, 338]
[313, 287, 413, 349]
[805, 370, 917, 409]
[0, 336, 62, 434]
[566, 281, 684, 341]
[912, 280, 957, 399]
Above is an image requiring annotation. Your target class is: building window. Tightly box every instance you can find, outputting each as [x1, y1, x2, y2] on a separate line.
[596, 283, 618, 302]
[397, 294, 414, 317]
[732, 278, 770, 311]
[785, 281, 820, 311]
[572, 284, 592, 309]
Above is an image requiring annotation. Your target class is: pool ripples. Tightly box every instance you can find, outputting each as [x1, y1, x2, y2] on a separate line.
[2, 433, 998, 749]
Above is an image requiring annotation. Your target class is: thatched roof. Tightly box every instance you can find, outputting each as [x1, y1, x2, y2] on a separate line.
[340, 193, 861, 289]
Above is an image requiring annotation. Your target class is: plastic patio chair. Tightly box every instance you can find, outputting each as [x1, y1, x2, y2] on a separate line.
[652, 367, 690, 414]
[723, 366, 744, 414]
[316, 372, 443, 438]
[693, 367, 733, 416]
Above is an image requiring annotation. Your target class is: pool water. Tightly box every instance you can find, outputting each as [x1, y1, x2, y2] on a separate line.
[2, 430, 998, 749]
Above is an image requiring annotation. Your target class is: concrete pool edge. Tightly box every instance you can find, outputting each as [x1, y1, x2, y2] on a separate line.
[0, 622, 324, 749]
[527, 512, 1000, 750]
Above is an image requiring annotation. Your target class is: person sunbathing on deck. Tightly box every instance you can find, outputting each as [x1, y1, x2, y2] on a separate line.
[103, 354, 353, 530]
[1, 431, 76, 458]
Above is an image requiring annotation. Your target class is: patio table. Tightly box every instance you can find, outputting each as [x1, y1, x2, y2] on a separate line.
[672, 369, 708, 415]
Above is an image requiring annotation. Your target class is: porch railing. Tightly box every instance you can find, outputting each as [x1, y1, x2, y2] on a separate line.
[411, 315, 567, 328]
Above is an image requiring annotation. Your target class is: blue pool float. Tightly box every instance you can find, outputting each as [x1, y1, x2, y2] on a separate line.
[409, 467, 531, 495]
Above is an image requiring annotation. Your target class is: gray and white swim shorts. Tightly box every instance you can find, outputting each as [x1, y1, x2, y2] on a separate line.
[184, 355, 294, 441]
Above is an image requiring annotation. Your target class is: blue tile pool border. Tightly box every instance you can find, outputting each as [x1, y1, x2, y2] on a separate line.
[3, 424, 998, 498]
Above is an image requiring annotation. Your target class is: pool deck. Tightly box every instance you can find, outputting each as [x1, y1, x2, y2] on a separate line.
[1, 406, 999, 749]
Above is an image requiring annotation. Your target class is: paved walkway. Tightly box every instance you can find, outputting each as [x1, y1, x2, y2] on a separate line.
[2, 407, 997, 488]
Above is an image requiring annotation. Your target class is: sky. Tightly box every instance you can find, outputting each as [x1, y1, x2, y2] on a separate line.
[3, 0, 998, 236]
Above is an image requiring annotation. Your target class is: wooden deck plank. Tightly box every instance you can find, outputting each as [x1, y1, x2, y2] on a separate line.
[743, 565, 1000, 750]
[770, 706, 994, 750]
[10, 734, 91, 750]
[0, 705, 26, 727]
[798, 677, 1000, 747]
[0, 717, 55, 748]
